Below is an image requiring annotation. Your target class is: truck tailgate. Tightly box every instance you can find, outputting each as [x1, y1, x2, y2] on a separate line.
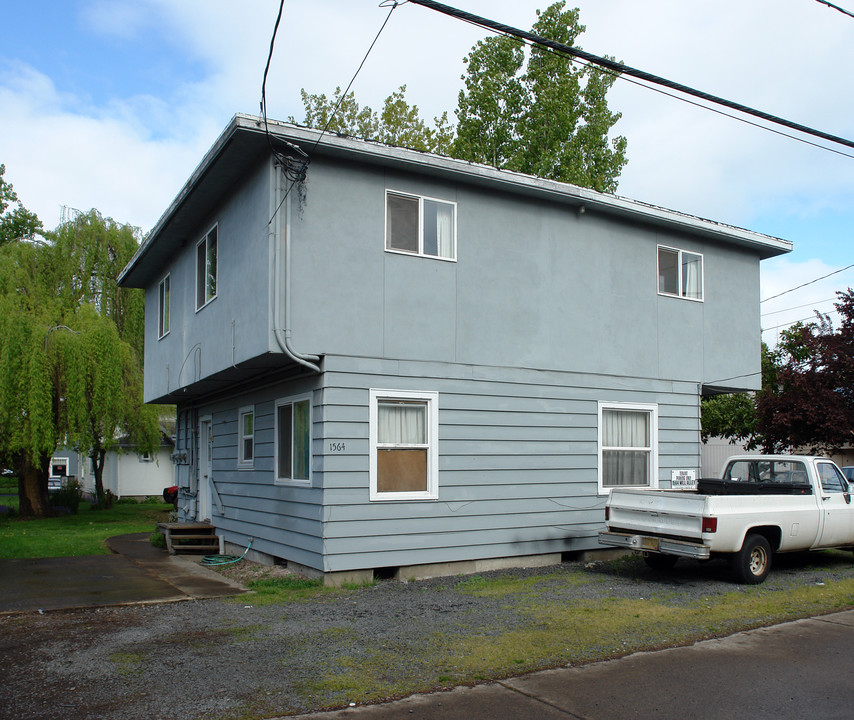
[607, 488, 708, 540]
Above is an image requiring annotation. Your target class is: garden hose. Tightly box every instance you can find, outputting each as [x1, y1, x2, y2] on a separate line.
[201, 537, 254, 566]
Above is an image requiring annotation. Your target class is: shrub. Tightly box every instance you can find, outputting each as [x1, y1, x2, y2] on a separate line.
[50, 479, 83, 514]
[149, 531, 166, 549]
[116, 497, 139, 505]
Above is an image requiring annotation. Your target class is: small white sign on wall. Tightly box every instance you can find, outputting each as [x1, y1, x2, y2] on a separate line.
[671, 469, 697, 490]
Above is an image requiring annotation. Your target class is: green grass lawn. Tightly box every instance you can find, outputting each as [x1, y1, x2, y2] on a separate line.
[0, 501, 171, 558]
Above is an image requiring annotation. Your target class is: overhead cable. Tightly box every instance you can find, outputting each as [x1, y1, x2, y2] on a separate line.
[261, 0, 400, 224]
[760, 263, 854, 303]
[816, 0, 854, 20]
[407, 0, 854, 152]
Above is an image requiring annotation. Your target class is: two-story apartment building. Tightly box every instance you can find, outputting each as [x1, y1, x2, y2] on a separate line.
[118, 114, 791, 584]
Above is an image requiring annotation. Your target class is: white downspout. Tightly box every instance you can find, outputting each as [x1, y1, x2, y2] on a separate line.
[271, 161, 321, 373]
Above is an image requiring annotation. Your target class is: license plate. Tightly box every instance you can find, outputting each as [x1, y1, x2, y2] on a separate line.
[641, 537, 659, 551]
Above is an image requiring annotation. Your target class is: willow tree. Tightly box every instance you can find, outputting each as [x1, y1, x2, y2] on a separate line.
[0, 240, 60, 516]
[0, 208, 159, 514]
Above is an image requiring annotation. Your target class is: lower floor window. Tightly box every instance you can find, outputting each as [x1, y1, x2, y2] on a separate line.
[276, 396, 311, 482]
[599, 402, 658, 493]
[370, 389, 439, 500]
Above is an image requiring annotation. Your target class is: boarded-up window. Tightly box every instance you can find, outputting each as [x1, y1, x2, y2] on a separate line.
[370, 390, 438, 500]
[276, 397, 311, 482]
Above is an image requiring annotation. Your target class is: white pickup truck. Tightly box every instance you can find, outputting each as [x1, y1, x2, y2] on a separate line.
[598, 455, 854, 584]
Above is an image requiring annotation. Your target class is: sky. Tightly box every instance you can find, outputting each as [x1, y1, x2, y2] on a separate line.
[1, 0, 852, 347]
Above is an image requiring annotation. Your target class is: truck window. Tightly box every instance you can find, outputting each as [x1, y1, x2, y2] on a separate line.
[817, 463, 848, 493]
[723, 460, 808, 484]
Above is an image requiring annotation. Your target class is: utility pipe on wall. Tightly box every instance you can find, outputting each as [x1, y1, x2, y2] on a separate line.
[270, 159, 321, 373]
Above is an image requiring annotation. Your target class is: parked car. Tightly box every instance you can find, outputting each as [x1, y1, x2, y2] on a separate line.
[599, 455, 854, 584]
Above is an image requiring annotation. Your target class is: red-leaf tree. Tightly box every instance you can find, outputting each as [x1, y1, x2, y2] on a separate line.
[756, 289, 854, 454]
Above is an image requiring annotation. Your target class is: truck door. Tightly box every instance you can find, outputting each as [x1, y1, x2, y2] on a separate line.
[816, 461, 854, 547]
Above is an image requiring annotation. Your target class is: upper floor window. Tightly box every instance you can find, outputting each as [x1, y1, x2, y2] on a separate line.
[658, 245, 703, 301]
[275, 395, 311, 483]
[158, 274, 170, 339]
[598, 402, 658, 494]
[238, 406, 255, 468]
[369, 389, 439, 501]
[196, 225, 218, 310]
[385, 191, 456, 261]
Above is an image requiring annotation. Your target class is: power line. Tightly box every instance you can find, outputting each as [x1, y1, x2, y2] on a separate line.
[762, 308, 840, 333]
[816, 0, 854, 20]
[761, 296, 837, 317]
[407, 0, 854, 152]
[261, 0, 400, 224]
[760, 263, 854, 303]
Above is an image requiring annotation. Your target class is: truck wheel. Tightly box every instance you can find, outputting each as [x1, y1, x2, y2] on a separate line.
[732, 534, 772, 584]
[643, 553, 678, 570]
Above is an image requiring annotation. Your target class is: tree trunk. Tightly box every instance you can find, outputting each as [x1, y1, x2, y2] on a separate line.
[91, 447, 108, 507]
[16, 452, 50, 518]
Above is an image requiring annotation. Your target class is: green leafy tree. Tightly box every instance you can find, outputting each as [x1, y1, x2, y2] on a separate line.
[453, 35, 526, 168]
[0, 208, 159, 515]
[0, 163, 42, 245]
[294, 4, 627, 192]
[291, 85, 453, 155]
[455, 2, 627, 191]
[700, 343, 778, 449]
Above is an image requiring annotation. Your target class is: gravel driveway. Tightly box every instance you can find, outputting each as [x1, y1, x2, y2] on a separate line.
[3, 551, 854, 720]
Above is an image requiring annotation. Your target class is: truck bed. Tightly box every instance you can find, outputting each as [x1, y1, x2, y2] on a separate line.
[696, 478, 813, 496]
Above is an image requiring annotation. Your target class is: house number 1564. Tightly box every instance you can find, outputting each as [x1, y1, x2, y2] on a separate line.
[328, 442, 346, 452]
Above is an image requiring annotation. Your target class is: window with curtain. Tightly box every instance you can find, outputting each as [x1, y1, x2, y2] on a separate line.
[158, 273, 170, 338]
[276, 396, 311, 483]
[657, 245, 703, 301]
[385, 191, 456, 260]
[196, 225, 218, 309]
[370, 389, 439, 500]
[599, 403, 658, 492]
[238, 407, 254, 467]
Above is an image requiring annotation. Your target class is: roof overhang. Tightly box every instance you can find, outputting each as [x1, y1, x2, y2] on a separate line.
[119, 113, 792, 288]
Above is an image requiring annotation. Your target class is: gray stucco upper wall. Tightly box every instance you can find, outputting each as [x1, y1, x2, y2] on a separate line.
[119, 113, 790, 290]
[125, 114, 786, 401]
[290, 156, 763, 389]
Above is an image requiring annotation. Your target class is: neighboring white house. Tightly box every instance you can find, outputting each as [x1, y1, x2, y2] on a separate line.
[52, 433, 174, 500]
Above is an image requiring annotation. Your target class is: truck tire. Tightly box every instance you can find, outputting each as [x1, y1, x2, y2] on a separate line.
[643, 553, 678, 570]
[731, 533, 772, 584]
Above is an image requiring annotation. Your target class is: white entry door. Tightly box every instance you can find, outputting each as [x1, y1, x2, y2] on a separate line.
[198, 417, 213, 522]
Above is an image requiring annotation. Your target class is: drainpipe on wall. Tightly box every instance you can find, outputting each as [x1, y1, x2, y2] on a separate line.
[270, 158, 321, 373]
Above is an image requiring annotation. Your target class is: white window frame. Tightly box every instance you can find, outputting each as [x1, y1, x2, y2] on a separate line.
[139, 451, 153, 463]
[195, 224, 218, 310]
[385, 190, 457, 261]
[597, 401, 659, 495]
[369, 389, 439, 501]
[238, 406, 255, 469]
[657, 245, 704, 302]
[274, 394, 312, 485]
[158, 273, 171, 339]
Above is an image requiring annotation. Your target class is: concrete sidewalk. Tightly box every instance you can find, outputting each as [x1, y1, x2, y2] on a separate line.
[285, 610, 854, 720]
[0, 533, 245, 614]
